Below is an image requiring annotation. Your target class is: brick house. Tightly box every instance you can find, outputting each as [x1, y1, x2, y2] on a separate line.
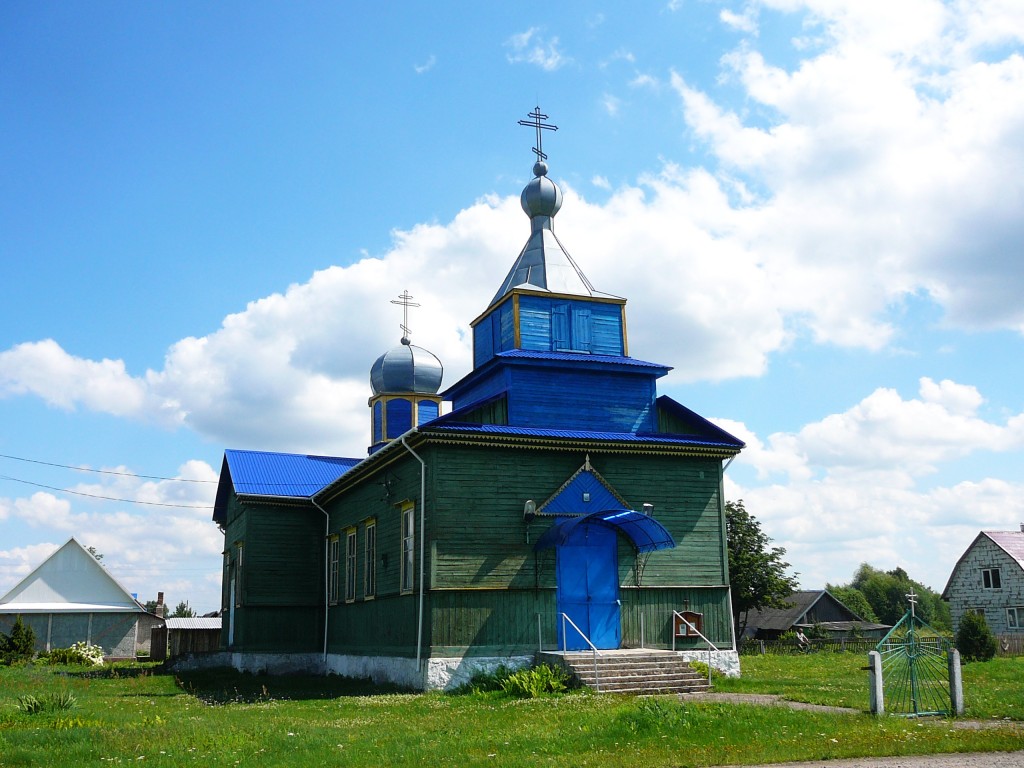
[941, 526, 1024, 637]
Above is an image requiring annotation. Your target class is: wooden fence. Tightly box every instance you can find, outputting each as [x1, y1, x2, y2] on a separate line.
[742, 634, 1024, 657]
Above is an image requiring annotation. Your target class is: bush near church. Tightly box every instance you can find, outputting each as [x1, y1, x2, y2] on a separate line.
[956, 611, 997, 662]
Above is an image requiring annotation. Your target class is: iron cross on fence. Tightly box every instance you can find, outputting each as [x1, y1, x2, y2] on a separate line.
[518, 106, 558, 162]
[391, 289, 420, 342]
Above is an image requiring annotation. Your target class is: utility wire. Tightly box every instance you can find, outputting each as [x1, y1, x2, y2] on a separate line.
[0, 475, 213, 509]
[0, 452, 217, 483]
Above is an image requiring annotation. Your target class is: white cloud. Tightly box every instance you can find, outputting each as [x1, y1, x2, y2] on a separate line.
[721, 7, 759, 34]
[629, 73, 659, 89]
[668, 1, 1024, 340]
[602, 93, 622, 116]
[722, 377, 1024, 590]
[505, 28, 569, 71]
[591, 175, 611, 190]
[414, 55, 436, 74]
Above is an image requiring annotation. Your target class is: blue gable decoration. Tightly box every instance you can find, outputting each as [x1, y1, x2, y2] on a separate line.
[534, 509, 676, 554]
[537, 458, 628, 516]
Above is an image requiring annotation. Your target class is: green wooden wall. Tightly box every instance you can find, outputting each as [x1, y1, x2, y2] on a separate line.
[221, 439, 733, 659]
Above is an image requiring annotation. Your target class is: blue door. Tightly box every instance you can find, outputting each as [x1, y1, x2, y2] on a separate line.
[555, 524, 621, 650]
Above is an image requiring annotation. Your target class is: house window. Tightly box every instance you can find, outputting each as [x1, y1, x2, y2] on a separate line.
[364, 520, 377, 599]
[328, 536, 340, 605]
[982, 568, 1002, 590]
[345, 529, 358, 603]
[1008, 607, 1022, 630]
[401, 503, 415, 593]
[969, 607, 985, 619]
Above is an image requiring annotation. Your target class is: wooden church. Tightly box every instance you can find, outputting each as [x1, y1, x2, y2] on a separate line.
[212, 111, 745, 689]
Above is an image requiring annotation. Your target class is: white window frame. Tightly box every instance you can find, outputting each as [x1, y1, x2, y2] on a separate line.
[982, 568, 1002, 590]
[364, 520, 377, 599]
[401, 503, 415, 594]
[234, 542, 244, 607]
[345, 529, 358, 603]
[1008, 607, 1021, 630]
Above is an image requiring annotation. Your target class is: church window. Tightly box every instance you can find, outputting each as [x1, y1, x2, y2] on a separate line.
[387, 398, 412, 439]
[982, 568, 1002, 590]
[551, 303, 593, 352]
[345, 529, 358, 603]
[328, 536, 340, 605]
[418, 400, 439, 425]
[401, 503, 415, 593]
[364, 520, 376, 599]
[234, 542, 244, 607]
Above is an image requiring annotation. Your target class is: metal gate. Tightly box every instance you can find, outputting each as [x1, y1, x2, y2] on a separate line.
[875, 595, 953, 716]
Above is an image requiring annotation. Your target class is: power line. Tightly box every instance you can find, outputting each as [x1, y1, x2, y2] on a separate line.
[0, 452, 217, 483]
[0, 475, 213, 509]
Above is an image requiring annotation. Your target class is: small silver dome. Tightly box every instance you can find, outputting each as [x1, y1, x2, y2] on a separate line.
[369, 340, 443, 395]
[520, 173, 562, 219]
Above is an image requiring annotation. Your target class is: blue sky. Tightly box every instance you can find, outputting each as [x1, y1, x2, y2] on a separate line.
[2, 1, 1023, 614]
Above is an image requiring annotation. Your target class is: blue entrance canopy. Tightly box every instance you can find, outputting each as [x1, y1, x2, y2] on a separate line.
[534, 509, 676, 553]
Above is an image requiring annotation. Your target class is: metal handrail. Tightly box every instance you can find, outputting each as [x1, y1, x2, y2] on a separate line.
[560, 612, 603, 692]
[672, 611, 718, 687]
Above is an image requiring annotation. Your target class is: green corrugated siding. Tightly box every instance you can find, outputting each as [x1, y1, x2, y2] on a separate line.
[429, 588, 556, 655]
[428, 447, 726, 590]
[230, 606, 321, 653]
[620, 587, 732, 648]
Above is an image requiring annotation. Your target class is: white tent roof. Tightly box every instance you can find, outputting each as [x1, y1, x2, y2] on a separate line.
[0, 537, 143, 614]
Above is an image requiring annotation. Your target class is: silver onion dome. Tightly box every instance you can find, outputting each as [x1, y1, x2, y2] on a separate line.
[369, 338, 443, 396]
[520, 161, 563, 218]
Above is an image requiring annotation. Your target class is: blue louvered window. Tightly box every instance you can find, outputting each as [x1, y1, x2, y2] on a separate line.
[373, 401, 383, 444]
[386, 399, 412, 439]
[417, 400, 439, 425]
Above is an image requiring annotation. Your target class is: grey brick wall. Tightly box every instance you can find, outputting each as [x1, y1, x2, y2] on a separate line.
[946, 536, 1024, 635]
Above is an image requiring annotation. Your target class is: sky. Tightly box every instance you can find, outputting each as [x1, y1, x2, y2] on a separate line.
[2, 1, 1023, 616]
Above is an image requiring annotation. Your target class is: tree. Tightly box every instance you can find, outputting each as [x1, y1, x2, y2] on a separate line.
[86, 546, 104, 562]
[170, 601, 196, 618]
[824, 584, 879, 623]
[956, 611, 997, 662]
[726, 500, 800, 639]
[0, 616, 37, 664]
[848, 564, 951, 630]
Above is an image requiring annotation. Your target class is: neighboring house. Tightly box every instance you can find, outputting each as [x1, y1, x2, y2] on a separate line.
[0, 537, 159, 659]
[212, 142, 746, 690]
[942, 526, 1024, 636]
[741, 590, 890, 641]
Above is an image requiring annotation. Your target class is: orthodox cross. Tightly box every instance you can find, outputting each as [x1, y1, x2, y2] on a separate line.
[518, 106, 558, 162]
[391, 289, 420, 342]
[906, 590, 918, 621]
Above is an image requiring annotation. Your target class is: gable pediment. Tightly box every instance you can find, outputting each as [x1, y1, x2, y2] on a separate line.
[536, 456, 628, 516]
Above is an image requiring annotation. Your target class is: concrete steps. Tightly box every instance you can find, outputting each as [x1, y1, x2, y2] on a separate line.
[542, 650, 712, 695]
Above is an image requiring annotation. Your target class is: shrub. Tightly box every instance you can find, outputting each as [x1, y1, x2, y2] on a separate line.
[48, 641, 105, 666]
[0, 616, 37, 665]
[499, 663, 571, 698]
[956, 611, 997, 662]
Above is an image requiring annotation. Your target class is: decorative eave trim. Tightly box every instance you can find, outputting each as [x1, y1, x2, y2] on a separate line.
[417, 429, 741, 459]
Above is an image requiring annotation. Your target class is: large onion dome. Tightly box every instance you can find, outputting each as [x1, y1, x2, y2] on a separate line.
[369, 338, 443, 396]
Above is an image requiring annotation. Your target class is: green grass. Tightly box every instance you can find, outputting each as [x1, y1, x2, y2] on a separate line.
[0, 658, 1020, 767]
[717, 652, 1024, 720]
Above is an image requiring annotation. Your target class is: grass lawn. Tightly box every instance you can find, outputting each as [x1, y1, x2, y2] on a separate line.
[0, 657, 1019, 767]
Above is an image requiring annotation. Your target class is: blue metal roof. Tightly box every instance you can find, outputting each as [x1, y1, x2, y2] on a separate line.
[422, 422, 741, 449]
[534, 509, 676, 553]
[224, 449, 360, 497]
